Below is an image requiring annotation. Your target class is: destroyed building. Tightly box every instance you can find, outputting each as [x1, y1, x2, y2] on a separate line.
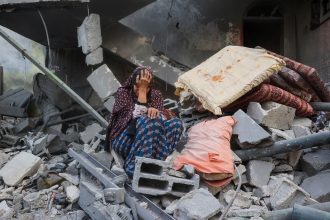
[0, 0, 329, 219]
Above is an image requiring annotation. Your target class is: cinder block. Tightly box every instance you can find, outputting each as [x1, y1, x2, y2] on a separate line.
[77, 13, 102, 54]
[87, 64, 121, 101]
[132, 157, 199, 196]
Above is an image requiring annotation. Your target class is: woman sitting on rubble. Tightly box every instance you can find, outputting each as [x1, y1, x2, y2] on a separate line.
[105, 66, 183, 178]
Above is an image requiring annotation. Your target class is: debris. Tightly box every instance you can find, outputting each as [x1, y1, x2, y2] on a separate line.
[23, 192, 48, 210]
[58, 173, 79, 185]
[247, 160, 274, 188]
[64, 184, 80, 203]
[0, 151, 10, 167]
[77, 13, 102, 54]
[0, 152, 42, 186]
[291, 117, 313, 128]
[301, 149, 330, 175]
[247, 101, 296, 130]
[227, 205, 268, 218]
[85, 47, 103, 66]
[0, 200, 13, 219]
[132, 157, 199, 197]
[224, 190, 252, 209]
[79, 123, 103, 144]
[0, 88, 32, 117]
[272, 164, 293, 173]
[173, 188, 222, 220]
[232, 109, 272, 148]
[300, 170, 330, 202]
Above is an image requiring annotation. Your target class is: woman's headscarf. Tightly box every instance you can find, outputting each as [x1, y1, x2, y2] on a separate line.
[105, 66, 164, 151]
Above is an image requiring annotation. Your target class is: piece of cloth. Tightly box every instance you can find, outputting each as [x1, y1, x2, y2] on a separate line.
[278, 67, 320, 101]
[112, 115, 183, 177]
[132, 104, 148, 119]
[224, 84, 314, 117]
[105, 66, 164, 151]
[265, 50, 330, 102]
[173, 116, 235, 179]
[175, 46, 285, 115]
[269, 73, 312, 102]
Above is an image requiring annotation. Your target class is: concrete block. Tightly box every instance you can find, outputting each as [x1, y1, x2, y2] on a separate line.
[0, 152, 9, 168]
[77, 13, 102, 54]
[300, 170, 330, 202]
[232, 109, 272, 148]
[272, 164, 293, 173]
[87, 64, 121, 100]
[23, 192, 48, 210]
[292, 125, 311, 137]
[289, 150, 303, 168]
[247, 102, 295, 130]
[132, 157, 199, 197]
[79, 123, 103, 144]
[103, 187, 125, 204]
[224, 190, 252, 208]
[26, 133, 48, 155]
[58, 173, 79, 185]
[104, 96, 116, 112]
[85, 47, 103, 66]
[174, 188, 222, 220]
[0, 201, 13, 219]
[65, 185, 80, 203]
[0, 152, 41, 186]
[247, 160, 274, 188]
[290, 117, 312, 128]
[301, 149, 330, 175]
[270, 128, 295, 141]
[227, 205, 268, 218]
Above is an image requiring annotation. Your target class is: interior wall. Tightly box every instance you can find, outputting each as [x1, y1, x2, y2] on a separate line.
[295, 0, 330, 82]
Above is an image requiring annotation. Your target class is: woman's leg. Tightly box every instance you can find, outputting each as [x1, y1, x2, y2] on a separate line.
[124, 116, 166, 177]
[111, 127, 134, 158]
[155, 117, 183, 160]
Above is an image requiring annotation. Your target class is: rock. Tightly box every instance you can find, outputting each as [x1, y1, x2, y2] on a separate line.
[301, 149, 330, 175]
[23, 192, 48, 210]
[227, 205, 268, 218]
[85, 47, 103, 66]
[79, 123, 102, 144]
[0, 201, 13, 219]
[180, 164, 195, 178]
[59, 173, 79, 185]
[26, 133, 48, 155]
[247, 160, 274, 188]
[270, 128, 295, 141]
[37, 172, 63, 190]
[0, 152, 10, 168]
[288, 150, 303, 168]
[165, 199, 179, 215]
[65, 185, 80, 203]
[291, 117, 312, 128]
[247, 102, 295, 130]
[293, 171, 307, 185]
[232, 109, 272, 148]
[300, 170, 330, 202]
[0, 152, 42, 186]
[272, 164, 293, 173]
[224, 190, 252, 208]
[77, 13, 102, 54]
[65, 160, 79, 176]
[167, 169, 186, 178]
[292, 125, 311, 137]
[161, 195, 177, 208]
[92, 150, 113, 169]
[174, 188, 222, 220]
[58, 210, 86, 220]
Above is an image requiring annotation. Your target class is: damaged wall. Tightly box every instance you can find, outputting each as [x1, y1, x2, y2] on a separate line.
[0, 25, 46, 92]
[295, 0, 330, 82]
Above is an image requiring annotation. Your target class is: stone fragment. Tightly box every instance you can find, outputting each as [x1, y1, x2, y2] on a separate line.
[0, 152, 9, 167]
[65, 185, 80, 203]
[0, 201, 13, 219]
[174, 189, 222, 220]
[59, 173, 79, 185]
[77, 13, 102, 54]
[247, 102, 295, 130]
[232, 109, 272, 148]
[300, 170, 330, 202]
[272, 164, 293, 173]
[290, 117, 312, 128]
[247, 160, 274, 188]
[227, 205, 268, 218]
[104, 96, 116, 112]
[301, 149, 330, 175]
[0, 152, 41, 186]
[180, 164, 195, 178]
[87, 64, 121, 100]
[167, 169, 186, 178]
[23, 192, 48, 210]
[66, 160, 79, 176]
[161, 195, 177, 208]
[270, 128, 295, 141]
[165, 199, 179, 215]
[79, 123, 103, 144]
[58, 210, 86, 220]
[292, 125, 311, 137]
[26, 133, 48, 155]
[224, 190, 252, 208]
[85, 47, 103, 66]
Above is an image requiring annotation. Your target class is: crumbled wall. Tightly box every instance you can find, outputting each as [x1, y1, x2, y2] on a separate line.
[0, 25, 46, 92]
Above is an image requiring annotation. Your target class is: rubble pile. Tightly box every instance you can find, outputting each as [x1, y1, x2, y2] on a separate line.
[0, 44, 329, 220]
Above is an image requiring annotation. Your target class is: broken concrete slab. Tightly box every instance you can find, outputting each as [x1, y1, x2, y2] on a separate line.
[77, 13, 102, 54]
[23, 192, 48, 210]
[272, 164, 293, 173]
[79, 123, 103, 144]
[270, 128, 295, 141]
[85, 47, 103, 66]
[247, 160, 274, 188]
[0, 152, 41, 186]
[87, 64, 121, 100]
[174, 188, 222, 220]
[224, 190, 252, 209]
[227, 205, 268, 218]
[290, 117, 312, 128]
[300, 170, 330, 202]
[232, 109, 272, 148]
[247, 102, 295, 130]
[301, 149, 330, 175]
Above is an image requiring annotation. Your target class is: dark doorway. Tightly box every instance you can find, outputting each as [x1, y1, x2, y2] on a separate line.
[243, 2, 284, 54]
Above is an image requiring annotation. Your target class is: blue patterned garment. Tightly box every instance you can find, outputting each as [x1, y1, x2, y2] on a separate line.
[112, 115, 183, 178]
